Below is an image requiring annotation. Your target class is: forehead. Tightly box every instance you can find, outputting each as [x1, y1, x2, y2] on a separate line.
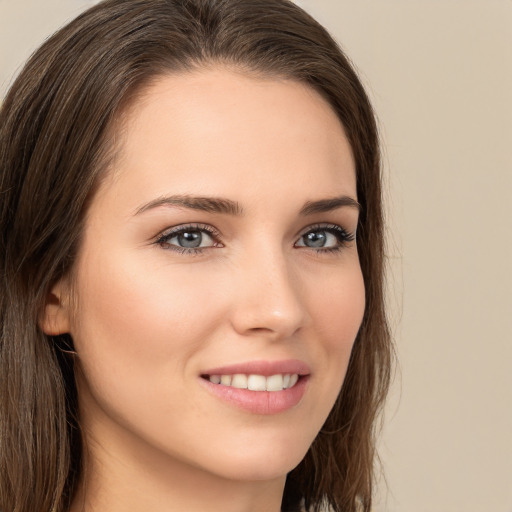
[98, 67, 356, 209]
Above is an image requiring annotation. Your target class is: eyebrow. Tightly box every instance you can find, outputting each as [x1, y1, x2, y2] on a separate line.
[134, 195, 243, 216]
[299, 196, 361, 215]
[134, 194, 360, 217]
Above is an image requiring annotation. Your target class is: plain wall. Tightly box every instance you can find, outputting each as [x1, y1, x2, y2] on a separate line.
[1, 1, 511, 511]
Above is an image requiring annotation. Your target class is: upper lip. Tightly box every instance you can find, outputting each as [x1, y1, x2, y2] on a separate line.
[201, 359, 311, 377]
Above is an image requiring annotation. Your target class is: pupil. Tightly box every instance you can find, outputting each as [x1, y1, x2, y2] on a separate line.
[178, 231, 202, 248]
[305, 231, 326, 247]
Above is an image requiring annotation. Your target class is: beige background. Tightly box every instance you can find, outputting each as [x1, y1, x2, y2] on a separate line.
[1, 1, 511, 511]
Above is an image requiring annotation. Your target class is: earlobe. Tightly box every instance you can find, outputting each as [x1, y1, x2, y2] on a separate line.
[39, 280, 71, 335]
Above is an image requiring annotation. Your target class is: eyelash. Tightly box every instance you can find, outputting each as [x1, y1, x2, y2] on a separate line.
[300, 223, 356, 254]
[155, 223, 355, 255]
[155, 223, 221, 255]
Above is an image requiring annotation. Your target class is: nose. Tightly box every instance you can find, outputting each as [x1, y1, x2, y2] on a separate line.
[229, 248, 307, 340]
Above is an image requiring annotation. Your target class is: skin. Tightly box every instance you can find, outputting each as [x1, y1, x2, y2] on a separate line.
[42, 67, 365, 512]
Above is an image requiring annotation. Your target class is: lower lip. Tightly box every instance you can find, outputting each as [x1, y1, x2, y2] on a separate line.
[200, 376, 309, 415]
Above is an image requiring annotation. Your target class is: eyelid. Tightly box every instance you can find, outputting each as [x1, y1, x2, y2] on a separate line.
[153, 222, 355, 254]
[156, 222, 220, 238]
[297, 222, 355, 240]
[294, 223, 356, 251]
[154, 223, 222, 248]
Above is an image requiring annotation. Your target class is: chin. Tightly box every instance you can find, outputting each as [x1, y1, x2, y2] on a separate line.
[212, 456, 302, 483]
[196, 434, 311, 483]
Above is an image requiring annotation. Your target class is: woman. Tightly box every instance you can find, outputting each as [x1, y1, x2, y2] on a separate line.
[0, 1, 392, 511]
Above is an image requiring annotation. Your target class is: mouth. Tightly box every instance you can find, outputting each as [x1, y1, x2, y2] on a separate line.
[199, 359, 310, 414]
[201, 373, 300, 391]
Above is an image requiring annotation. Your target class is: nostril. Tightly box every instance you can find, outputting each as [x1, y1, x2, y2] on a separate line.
[248, 327, 274, 333]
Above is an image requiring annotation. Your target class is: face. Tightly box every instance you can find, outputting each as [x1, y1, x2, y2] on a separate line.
[50, 68, 365, 484]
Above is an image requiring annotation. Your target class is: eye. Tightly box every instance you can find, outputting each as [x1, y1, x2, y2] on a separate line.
[295, 224, 355, 252]
[155, 224, 221, 253]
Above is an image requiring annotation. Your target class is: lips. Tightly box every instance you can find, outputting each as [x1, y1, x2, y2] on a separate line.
[199, 359, 310, 415]
[201, 359, 311, 377]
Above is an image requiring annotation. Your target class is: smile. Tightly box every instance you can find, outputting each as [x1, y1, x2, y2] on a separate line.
[204, 373, 299, 391]
[199, 360, 310, 414]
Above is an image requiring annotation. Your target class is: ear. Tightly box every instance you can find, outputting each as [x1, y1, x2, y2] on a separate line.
[39, 279, 72, 335]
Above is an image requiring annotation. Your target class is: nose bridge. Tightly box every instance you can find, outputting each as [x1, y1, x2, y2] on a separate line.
[230, 242, 306, 338]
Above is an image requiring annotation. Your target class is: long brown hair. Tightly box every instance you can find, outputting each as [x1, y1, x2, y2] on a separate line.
[0, 1, 392, 511]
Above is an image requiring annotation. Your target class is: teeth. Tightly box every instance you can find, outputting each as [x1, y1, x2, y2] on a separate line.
[208, 373, 300, 391]
[220, 375, 232, 386]
[231, 374, 248, 389]
[247, 374, 266, 391]
[266, 374, 284, 391]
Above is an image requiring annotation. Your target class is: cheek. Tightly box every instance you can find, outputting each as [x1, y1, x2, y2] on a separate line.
[305, 263, 365, 399]
[310, 263, 365, 350]
[69, 250, 226, 402]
